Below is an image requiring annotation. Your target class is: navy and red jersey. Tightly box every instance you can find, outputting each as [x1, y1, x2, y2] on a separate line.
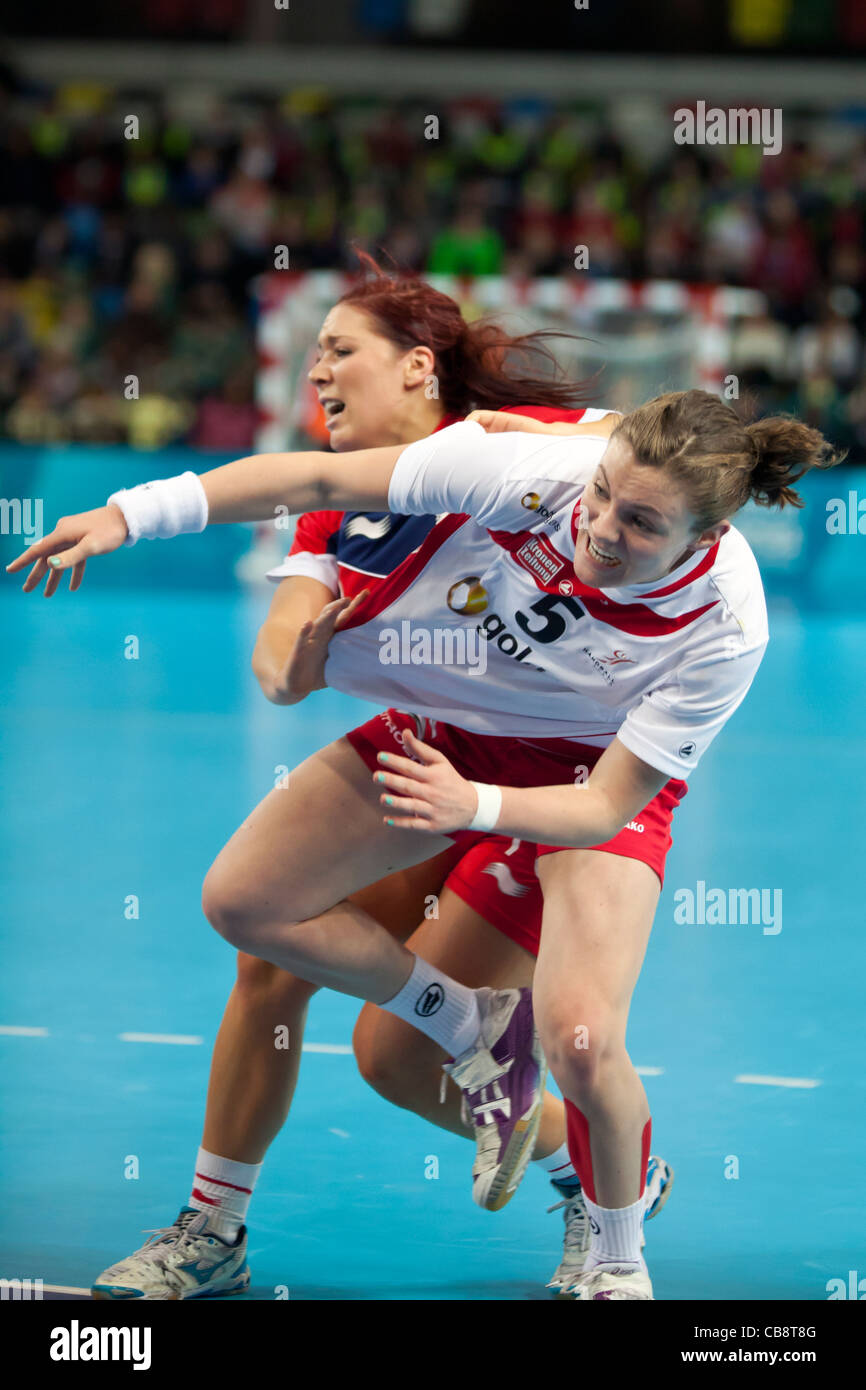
[266, 407, 593, 598]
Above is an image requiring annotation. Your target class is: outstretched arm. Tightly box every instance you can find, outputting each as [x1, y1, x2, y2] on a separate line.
[5, 444, 402, 595]
[200, 444, 401, 523]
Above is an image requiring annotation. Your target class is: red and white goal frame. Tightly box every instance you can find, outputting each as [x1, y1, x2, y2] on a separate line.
[255, 271, 766, 453]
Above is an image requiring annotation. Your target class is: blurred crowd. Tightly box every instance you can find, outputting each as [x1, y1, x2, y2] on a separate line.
[2, 84, 866, 458]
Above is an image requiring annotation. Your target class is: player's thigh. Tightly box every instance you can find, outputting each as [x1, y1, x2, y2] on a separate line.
[202, 736, 454, 927]
[533, 849, 659, 1048]
[352, 884, 536, 1068]
[348, 846, 464, 941]
[234, 847, 463, 996]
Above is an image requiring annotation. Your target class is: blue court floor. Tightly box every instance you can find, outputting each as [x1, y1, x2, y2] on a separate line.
[1, 581, 864, 1300]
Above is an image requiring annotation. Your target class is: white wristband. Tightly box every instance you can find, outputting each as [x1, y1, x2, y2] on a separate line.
[107, 471, 209, 547]
[468, 782, 503, 832]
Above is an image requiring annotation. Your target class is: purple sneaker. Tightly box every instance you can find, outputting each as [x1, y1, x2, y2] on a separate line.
[442, 986, 547, 1212]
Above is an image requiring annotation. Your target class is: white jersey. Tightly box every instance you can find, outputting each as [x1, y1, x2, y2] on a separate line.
[325, 419, 769, 779]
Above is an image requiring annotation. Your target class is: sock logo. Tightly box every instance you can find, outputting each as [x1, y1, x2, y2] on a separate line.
[414, 983, 445, 1016]
[589, 1215, 600, 1236]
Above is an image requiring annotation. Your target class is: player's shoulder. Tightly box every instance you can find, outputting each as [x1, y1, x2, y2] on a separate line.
[497, 403, 613, 424]
[531, 433, 607, 491]
[707, 525, 768, 646]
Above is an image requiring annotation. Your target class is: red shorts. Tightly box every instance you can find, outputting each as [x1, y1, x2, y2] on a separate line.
[345, 708, 687, 959]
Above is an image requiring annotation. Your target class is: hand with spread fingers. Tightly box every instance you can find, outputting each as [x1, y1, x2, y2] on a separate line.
[269, 589, 369, 704]
[374, 729, 480, 834]
[5, 504, 130, 597]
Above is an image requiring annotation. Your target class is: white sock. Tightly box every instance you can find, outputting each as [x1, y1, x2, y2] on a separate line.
[189, 1147, 262, 1240]
[583, 1193, 645, 1269]
[380, 955, 481, 1058]
[534, 1139, 579, 1184]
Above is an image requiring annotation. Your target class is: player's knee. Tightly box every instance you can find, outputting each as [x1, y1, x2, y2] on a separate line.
[202, 868, 288, 950]
[352, 1005, 428, 1103]
[536, 1001, 616, 1093]
[203, 867, 243, 944]
[234, 951, 317, 1006]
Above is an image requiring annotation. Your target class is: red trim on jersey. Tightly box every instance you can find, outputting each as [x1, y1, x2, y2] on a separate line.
[288, 510, 344, 558]
[334, 512, 471, 631]
[335, 566, 383, 600]
[498, 404, 589, 424]
[639, 543, 719, 597]
[570, 594, 719, 638]
[487, 527, 719, 637]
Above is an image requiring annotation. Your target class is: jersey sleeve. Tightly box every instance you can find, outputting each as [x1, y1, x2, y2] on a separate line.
[388, 419, 607, 532]
[265, 509, 343, 591]
[616, 632, 768, 778]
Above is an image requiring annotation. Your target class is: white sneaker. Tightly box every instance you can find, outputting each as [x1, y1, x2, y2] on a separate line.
[546, 1151, 673, 1295]
[91, 1207, 250, 1300]
[571, 1261, 654, 1300]
[546, 1183, 591, 1296]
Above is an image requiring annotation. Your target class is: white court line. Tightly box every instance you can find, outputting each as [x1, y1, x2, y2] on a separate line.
[35, 1284, 92, 1296]
[118, 1032, 203, 1046]
[1, 1029, 659, 1069]
[0, 1032, 819, 1089]
[735, 1074, 820, 1089]
[3, 1031, 351, 1054]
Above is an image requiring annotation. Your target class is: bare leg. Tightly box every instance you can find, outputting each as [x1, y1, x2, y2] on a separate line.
[201, 737, 455, 1001]
[533, 850, 660, 1208]
[200, 853, 460, 1164]
[353, 887, 567, 1153]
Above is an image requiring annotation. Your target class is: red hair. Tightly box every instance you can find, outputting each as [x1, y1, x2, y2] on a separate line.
[337, 252, 593, 415]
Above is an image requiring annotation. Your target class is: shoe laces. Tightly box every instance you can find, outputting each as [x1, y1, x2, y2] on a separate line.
[134, 1210, 210, 1271]
[547, 1189, 589, 1257]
